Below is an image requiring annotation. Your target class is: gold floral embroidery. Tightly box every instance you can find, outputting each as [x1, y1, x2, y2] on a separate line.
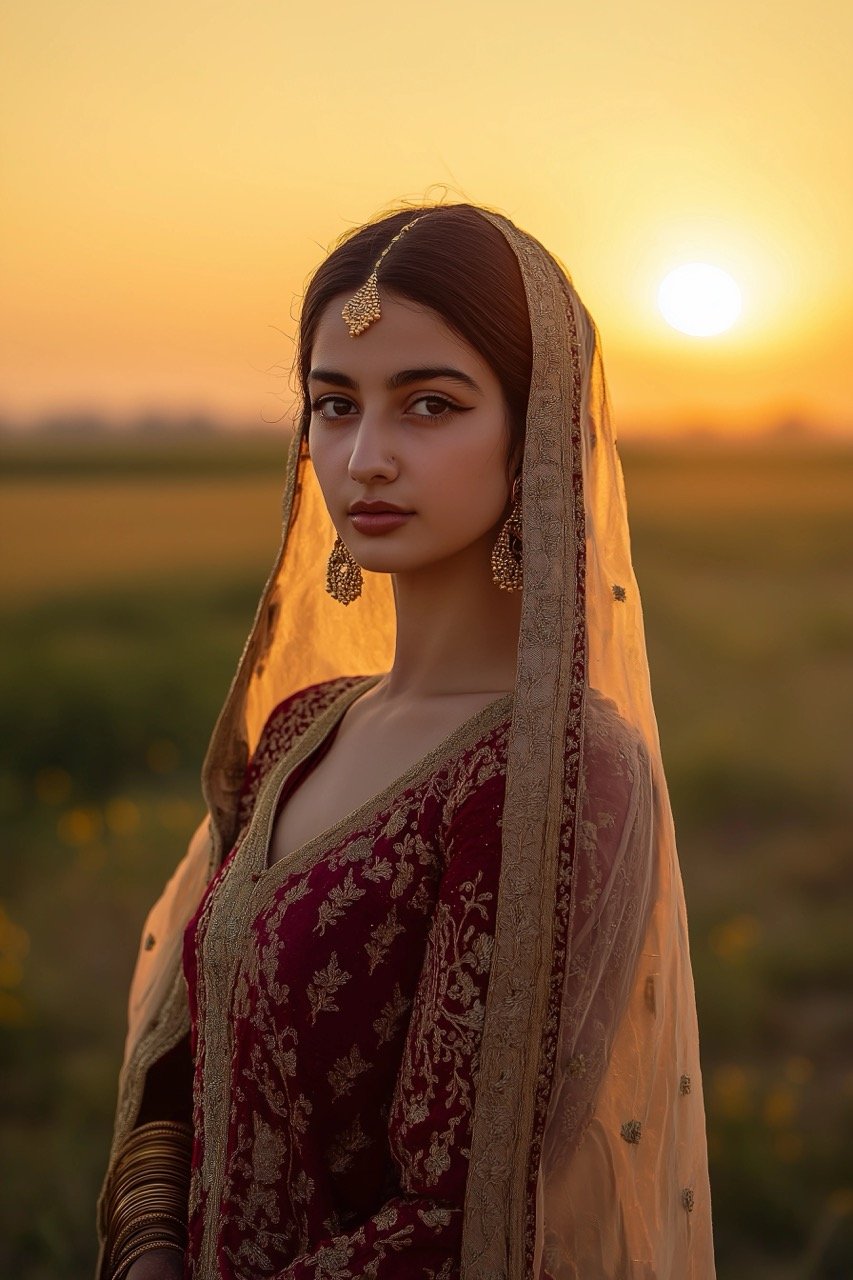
[327, 1045, 371, 1099]
[306, 952, 351, 1023]
[424, 1131, 453, 1181]
[409, 879, 435, 915]
[383, 807, 409, 840]
[393, 829, 435, 870]
[373, 1204, 399, 1229]
[364, 907, 405, 974]
[265, 877, 312, 936]
[392, 872, 495, 1190]
[291, 1092, 313, 1135]
[682, 1186, 695, 1212]
[373, 984, 412, 1046]
[311, 1238, 354, 1275]
[680, 1072, 692, 1095]
[292, 1167, 315, 1205]
[362, 857, 393, 882]
[251, 1116, 287, 1183]
[314, 868, 365, 935]
[418, 1206, 453, 1228]
[390, 855, 415, 899]
[328, 1116, 371, 1174]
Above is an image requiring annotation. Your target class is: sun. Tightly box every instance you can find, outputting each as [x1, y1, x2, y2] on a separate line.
[657, 263, 742, 337]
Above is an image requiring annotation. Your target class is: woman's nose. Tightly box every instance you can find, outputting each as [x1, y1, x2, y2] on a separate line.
[347, 415, 398, 481]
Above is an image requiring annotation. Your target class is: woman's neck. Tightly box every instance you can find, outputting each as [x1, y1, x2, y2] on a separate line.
[379, 530, 522, 701]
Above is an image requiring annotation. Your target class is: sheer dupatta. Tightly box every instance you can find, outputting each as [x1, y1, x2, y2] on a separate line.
[459, 217, 716, 1277]
[95, 206, 715, 1279]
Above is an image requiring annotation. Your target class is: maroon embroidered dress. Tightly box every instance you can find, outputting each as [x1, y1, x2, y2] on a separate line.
[182, 675, 514, 1278]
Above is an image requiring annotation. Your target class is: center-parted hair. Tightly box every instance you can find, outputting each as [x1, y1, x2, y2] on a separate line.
[296, 203, 534, 479]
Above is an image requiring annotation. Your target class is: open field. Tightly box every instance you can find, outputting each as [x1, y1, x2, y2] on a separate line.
[2, 434, 852, 1278]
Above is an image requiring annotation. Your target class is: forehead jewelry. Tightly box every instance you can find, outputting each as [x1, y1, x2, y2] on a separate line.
[341, 215, 426, 337]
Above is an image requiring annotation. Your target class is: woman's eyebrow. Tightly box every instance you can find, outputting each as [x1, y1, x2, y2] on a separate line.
[308, 366, 483, 394]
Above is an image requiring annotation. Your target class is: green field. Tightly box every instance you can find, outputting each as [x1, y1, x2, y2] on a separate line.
[2, 434, 852, 1278]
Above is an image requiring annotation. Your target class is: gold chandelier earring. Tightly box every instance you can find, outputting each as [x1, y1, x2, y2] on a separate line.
[491, 474, 523, 591]
[325, 535, 363, 605]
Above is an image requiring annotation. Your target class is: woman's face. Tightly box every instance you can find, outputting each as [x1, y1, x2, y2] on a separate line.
[307, 290, 515, 580]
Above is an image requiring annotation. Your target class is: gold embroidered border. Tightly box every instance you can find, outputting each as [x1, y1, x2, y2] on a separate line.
[461, 212, 586, 1278]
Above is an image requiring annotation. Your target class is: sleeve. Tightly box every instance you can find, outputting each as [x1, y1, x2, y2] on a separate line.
[541, 703, 656, 1174]
[134, 1031, 194, 1127]
[278, 775, 505, 1280]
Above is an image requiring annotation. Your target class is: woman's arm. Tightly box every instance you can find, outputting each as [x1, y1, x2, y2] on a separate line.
[123, 1248, 184, 1280]
[119, 1037, 195, 1277]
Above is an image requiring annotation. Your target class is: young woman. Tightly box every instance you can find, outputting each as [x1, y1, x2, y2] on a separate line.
[95, 203, 716, 1278]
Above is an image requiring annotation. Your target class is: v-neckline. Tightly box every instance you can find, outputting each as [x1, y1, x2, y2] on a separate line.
[257, 674, 514, 882]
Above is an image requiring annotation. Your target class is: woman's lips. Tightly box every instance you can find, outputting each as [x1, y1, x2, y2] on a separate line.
[349, 512, 413, 535]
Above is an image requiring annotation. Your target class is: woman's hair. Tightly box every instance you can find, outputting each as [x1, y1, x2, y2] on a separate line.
[295, 203, 534, 481]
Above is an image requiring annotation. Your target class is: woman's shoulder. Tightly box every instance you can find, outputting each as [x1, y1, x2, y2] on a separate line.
[583, 686, 652, 782]
[256, 674, 365, 755]
[581, 686, 654, 842]
[235, 675, 366, 827]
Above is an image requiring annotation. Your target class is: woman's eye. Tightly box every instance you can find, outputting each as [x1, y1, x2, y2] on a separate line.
[311, 397, 354, 420]
[408, 395, 457, 419]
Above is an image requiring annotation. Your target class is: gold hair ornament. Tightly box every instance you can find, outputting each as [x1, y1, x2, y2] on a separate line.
[341, 216, 427, 337]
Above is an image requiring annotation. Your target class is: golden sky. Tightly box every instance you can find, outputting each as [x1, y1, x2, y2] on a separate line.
[1, 0, 850, 437]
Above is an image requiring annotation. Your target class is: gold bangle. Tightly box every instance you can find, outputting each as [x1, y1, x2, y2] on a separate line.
[110, 1238, 184, 1280]
[110, 1186, 189, 1220]
[108, 1151, 192, 1208]
[122, 1120, 193, 1143]
[112, 1142, 192, 1170]
[110, 1213, 187, 1265]
[104, 1125, 192, 1274]
[111, 1229, 185, 1270]
[109, 1196, 188, 1243]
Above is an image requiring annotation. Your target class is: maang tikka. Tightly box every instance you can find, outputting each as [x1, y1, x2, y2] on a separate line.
[340, 214, 427, 337]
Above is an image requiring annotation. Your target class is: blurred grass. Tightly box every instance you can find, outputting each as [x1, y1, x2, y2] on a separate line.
[2, 433, 852, 1278]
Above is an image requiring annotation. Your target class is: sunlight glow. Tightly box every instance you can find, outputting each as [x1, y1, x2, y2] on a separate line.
[657, 263, 743, 337]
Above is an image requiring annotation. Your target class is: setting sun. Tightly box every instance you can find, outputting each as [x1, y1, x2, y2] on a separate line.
[1, 0, 850, 437]
[657, 263, 743, 338]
